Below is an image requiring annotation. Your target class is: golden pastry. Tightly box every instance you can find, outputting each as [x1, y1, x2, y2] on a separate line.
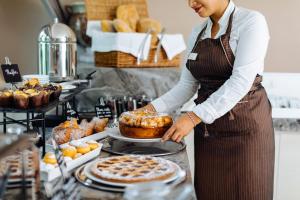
[76, 143, 91, 154]
[86, 140, 99, 150]
[113, 19, 134, 33]
[13, 90, 29, 109]
[92, 117, 109, 133]
[116, 4, 139, 31]
[43, 152, 57, 165]
[61, 146, 77, 158]
[101, 20, 115, 32]
[137, 18, 162, 34]
[0, 90, 13, 107]
[80, 119, 94, 137]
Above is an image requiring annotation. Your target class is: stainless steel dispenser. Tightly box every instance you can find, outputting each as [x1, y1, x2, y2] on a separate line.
[38, 18, 77, 82]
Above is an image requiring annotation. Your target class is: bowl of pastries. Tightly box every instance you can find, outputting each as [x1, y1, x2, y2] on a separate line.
[0, 78, 62, 109]
[52, 118, 109, 145]
[119, 111, 173, 139]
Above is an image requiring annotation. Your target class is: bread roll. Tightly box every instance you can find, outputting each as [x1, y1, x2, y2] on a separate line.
[113, 19, 134, 33]
[137, 18, 162, 34]
[116, 4, 139, 31]
[101, 20, 115, 32]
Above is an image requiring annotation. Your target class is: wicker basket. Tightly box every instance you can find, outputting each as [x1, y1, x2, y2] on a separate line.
[85, 0, 180, 68]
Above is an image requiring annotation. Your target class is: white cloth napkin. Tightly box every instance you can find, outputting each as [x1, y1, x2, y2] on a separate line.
[87, 20, 152, 60]
[157, 34, 186, 60]
[86, 20, 186, 60]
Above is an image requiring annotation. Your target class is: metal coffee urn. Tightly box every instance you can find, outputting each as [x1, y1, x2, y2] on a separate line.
[38, 18, 77, 82]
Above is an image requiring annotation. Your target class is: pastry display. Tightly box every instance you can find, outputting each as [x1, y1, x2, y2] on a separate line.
[119, 111, 173, 139]
[116, 4, 140, 31]
[53, 118, 108, 145]
[0, 78, 61, 109]
[0, 90, 13, 107]
[91, 155, 176, 183]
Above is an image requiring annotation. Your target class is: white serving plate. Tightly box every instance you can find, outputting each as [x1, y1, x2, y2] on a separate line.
[83, 158, 181, 187]
[40, 143, 103, 182]
[107, 127, 162, 143]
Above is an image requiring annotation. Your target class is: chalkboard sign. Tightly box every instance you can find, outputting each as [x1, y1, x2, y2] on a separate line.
[95, 105, 112, 119]
[1, 64, 22, 83]
[66, 102, 79, 120]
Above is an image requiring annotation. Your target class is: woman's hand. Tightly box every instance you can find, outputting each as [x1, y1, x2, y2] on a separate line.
[136, 103, 156, 112]
[162, 112, 201, 143]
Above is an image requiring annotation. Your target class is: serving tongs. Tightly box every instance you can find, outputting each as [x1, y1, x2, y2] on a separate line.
[154, 27, 166, 64]
[137, 29, 153, 65]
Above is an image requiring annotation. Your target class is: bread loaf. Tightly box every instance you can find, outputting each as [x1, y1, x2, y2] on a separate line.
[113, 19, 134, 32]
[137, 18, 162, 34]
[116, 4, 139, 31]
[101, 20, 115, 32]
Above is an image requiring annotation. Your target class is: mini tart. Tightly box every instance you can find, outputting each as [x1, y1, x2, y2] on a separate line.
[24, 89, 44, 107]
[13, 90, 29, 109]
[76, 143, 91, 154]
[86, 140, 99, 150]
[0, 90, 13, 107]
[43, 152, 57, 165]
[61, 146, 77, 158]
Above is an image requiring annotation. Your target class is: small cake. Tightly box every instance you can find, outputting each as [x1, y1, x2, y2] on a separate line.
[75, 143, 91, 154]
[119, 111, 173, 139]
[86, 140, 99, 150]
[61, 146, 77, 158]
[13, 90, 29, 109]
[0, 90, 13, 107]
[24, 78, 40, 89]
[92, 117, 109, 133]
[43, 152, 57, 165]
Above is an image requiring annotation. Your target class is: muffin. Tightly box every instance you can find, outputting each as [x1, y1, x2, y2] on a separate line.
[13, 90, 29, 109]
[24, 89, 44, 108]
[41, 90, 52, 105]
[0, 90, 13, 107]
[43, 84, 62, 101]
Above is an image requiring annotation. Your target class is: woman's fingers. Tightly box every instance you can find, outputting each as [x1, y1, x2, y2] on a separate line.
[176, 135, 184, 143]
[162, 126, 176, 142]
[171, 130, 182, 141]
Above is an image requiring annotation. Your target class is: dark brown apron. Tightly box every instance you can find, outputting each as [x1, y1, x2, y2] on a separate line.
[187, 10, 275, 200]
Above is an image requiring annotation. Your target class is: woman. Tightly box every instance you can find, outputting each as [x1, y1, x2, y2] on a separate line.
[143, 0, 275, 199]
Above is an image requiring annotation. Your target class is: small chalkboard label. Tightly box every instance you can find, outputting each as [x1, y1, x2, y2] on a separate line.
[95, 105, 112, 119]
[66, 102, 79, 120]
[1, 64, 22, 83]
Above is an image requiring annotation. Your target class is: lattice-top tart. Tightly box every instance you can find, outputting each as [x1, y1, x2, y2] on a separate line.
[90, 155, 177, 183]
